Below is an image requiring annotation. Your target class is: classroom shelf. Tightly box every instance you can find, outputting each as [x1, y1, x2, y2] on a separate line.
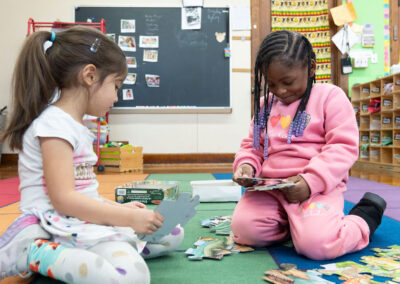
[352, 73, 400, 165]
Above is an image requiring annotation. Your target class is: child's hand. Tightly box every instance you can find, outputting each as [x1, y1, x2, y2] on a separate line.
[233, 163, 256, 187]
[130, 209, 164, 235]
[280, 175, 311, 203]
[122, 201, 147, 209]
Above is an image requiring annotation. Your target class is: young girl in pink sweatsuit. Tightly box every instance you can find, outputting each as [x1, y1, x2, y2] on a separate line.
[232, 30, 386, 261]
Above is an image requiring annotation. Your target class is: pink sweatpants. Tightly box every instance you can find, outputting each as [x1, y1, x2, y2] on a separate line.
[231, 186, 370, 260]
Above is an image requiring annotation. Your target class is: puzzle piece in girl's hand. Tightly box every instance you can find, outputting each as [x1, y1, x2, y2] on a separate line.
[247, 182, 296, 191]
[139, 193, 200, 242]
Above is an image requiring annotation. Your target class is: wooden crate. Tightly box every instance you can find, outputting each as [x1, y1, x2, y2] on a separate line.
[98, 146, 143, 173]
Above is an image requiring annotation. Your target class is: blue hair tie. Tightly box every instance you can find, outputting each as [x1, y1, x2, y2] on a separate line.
[50, 32, 56, 42]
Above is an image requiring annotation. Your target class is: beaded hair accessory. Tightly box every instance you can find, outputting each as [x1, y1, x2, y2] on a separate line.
[253, 95, 274, 159]
[253, 95, 308, 159]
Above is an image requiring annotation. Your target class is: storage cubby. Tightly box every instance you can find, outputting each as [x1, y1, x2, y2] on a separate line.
[381, 148, 393, 163]
[351, 85, 361, 101]
[394, 131, 400, 147]
[370, 114, 381, 130]
[382, 96, 393, 111]
[370, 80, 381, 97]
[370, 147, 380, 162]
[360, 116, 370, 130]
[393, 149, 400, 165]
[394, 74, 400, 92]
[360, 100, 369, 115]
[394, 111, 400, 129]
[370, 131, 380, 146]
[361, 84, 370, 99]
[381, 114, 392, 129]
[382, 77, 394, 95]
[351, 74, 400, 166]
[395, 93, 400, 109]
[360, 131, 369, 144]
[381, 130, 393, 146]
[352, 103, 360, 115]
[360, 147, 370, 160]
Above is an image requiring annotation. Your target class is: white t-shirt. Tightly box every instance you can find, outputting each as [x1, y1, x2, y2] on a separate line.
[18, 106, 138, 248]
[19, 105, 99, 212]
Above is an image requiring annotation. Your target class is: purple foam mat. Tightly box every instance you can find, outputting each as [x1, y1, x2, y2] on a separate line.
[345, 177, 400, 221]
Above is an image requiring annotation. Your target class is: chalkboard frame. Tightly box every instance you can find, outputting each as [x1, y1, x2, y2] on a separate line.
[74, 5, 232, 114]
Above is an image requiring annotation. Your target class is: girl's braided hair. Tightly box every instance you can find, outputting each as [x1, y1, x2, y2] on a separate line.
[253, 30, 316, 158]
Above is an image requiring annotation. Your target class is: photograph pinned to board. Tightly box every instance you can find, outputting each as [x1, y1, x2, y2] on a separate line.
[126, 57, 137, 68]
[121, 19, 136, 33]
[181, 7, 202, 30]
[122, 89, 134, 100]
[143, 50, 158, 62]
[106, 33, 116, 42]
[124, 73, 137, 85]
[139, 36, 159, 48]
[145, 74, 160, 87]
[118, 36, 136, 52]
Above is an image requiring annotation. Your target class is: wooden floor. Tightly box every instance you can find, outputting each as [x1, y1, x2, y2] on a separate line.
[1, 162, 400, 186]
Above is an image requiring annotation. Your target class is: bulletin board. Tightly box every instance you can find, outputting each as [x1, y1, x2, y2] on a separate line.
[75, 6, 231, 113]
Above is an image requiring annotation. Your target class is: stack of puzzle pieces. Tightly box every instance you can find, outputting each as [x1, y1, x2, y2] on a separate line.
[185, 216, 254, 260]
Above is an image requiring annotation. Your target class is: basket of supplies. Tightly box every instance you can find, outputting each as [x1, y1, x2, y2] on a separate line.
[97, 142, 143, 173]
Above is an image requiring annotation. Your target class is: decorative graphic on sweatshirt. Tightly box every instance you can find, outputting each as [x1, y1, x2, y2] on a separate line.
[297, 202, 330, 218]
[269, 112, 311, 137]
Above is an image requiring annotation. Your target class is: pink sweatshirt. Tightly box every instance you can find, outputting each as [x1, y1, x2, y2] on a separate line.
[234, 83, 359, 195]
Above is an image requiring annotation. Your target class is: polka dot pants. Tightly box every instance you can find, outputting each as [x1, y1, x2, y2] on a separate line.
[28, 226, 184, 284]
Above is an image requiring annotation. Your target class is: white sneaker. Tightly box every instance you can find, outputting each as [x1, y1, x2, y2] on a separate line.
[0, 214, 50, 279]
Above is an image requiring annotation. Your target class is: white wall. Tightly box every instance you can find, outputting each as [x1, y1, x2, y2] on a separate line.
[0, 0, 251, 154]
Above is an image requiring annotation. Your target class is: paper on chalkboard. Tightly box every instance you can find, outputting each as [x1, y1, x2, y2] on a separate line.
[182, 7, 201, 30]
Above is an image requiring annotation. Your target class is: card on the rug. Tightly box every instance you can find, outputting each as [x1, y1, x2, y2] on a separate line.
[139, 193, 200, 242]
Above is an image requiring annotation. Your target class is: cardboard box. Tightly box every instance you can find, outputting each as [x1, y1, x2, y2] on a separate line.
[115, 180, 179, 204]
[190, 180, 242, 202]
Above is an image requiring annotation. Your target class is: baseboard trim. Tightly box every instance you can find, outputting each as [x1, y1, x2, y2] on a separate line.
[1, 153, 235, 166]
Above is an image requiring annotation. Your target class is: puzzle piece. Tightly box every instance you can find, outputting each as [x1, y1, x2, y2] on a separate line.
[201, 216, 232, 235]
[185, 236, 233, 260]
[139, 193, 200, 242]
[372, 245, 400, 261]
[247, 182, 296, 191]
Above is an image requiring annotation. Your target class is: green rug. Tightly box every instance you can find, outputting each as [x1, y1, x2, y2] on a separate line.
[31, 173, 278, 283]
[146, 173, 277, 283]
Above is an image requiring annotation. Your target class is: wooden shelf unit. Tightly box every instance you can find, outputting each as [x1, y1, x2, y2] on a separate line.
[351, 73, 400, 167]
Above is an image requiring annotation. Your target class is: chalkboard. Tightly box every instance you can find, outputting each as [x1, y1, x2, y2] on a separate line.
[75, 7, 231, 113]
